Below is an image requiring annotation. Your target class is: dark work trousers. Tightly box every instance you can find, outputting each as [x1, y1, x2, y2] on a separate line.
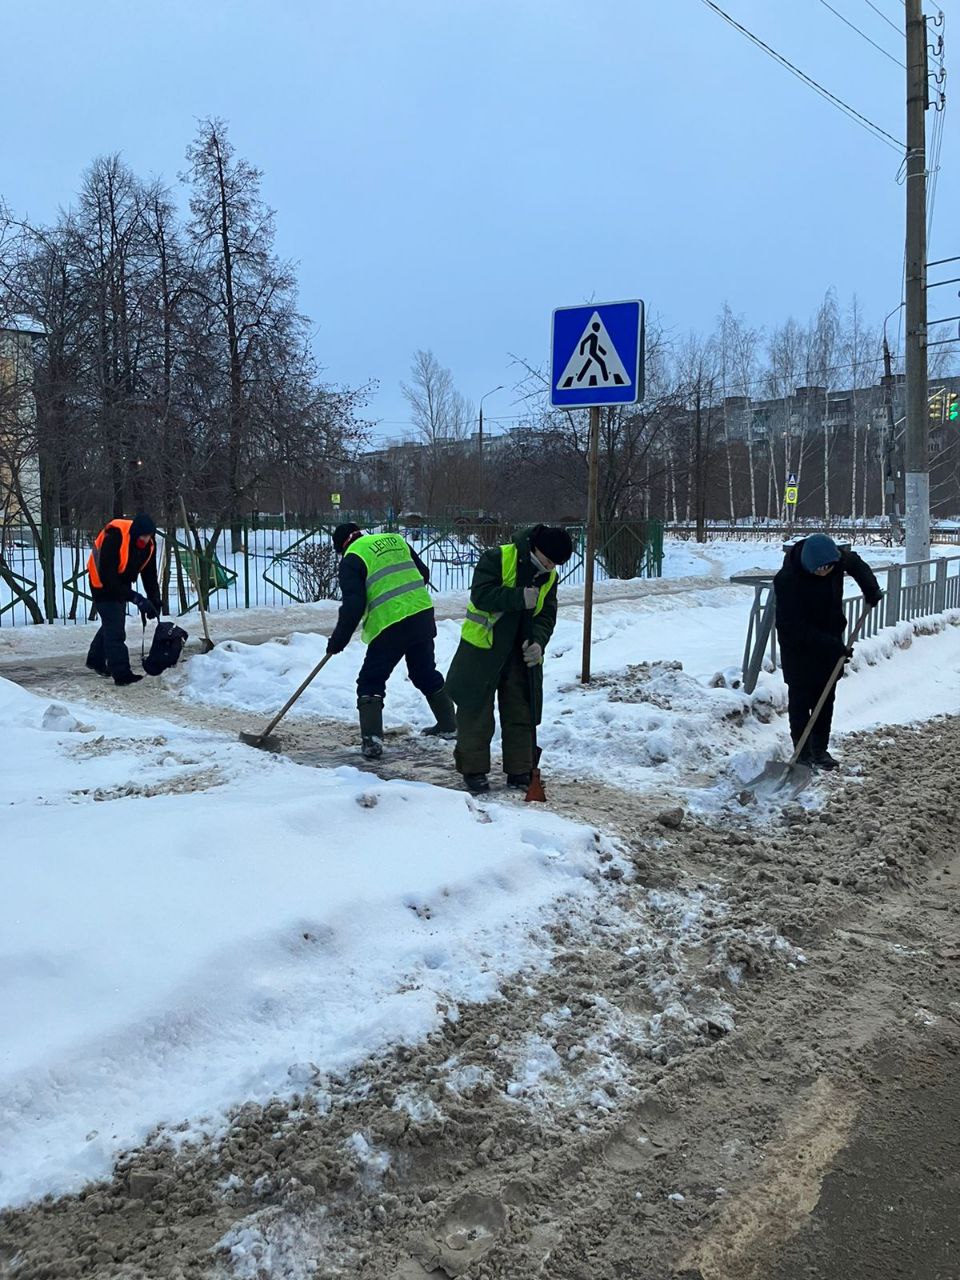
[786, 674, 837, 752]
[86, 600, 131, 675]
[357, 615, 445, 701]
[454, 649, 533, 776]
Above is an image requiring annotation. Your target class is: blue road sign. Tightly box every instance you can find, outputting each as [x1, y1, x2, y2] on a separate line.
[550, 300, 644, 408]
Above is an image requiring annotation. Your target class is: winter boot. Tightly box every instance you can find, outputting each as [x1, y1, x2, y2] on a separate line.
[85, 658, 110, 677]
[420, 685, 457, 739]
[812, 747, 840, 771]
[506, 772, 532, 789]
[113, 670, 143, 686]
[462, 773, 490, 794]
[358, 695, 384, 760]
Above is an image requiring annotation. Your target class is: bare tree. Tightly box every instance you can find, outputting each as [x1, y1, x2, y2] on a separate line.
[400, 349, 473, 512]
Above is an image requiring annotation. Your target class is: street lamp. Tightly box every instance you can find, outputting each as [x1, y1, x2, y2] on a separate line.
[477, 385, 503, 517]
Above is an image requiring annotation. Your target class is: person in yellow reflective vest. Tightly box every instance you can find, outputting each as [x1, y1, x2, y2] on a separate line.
[444, 525, 573, 794]
[328, 523, 456, 758]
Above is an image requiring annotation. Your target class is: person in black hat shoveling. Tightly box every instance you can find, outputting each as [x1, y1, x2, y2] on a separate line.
[328, 523, 456, 759]
[774, 533, 882, 770]
[86, 512, 162, 686]
[444, 524, 573, 794]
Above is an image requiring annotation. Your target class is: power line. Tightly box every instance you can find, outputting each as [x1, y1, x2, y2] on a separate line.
[816, 0, 906, 65]
[698, 0, 906, 151]
[862, 0, 905, 36]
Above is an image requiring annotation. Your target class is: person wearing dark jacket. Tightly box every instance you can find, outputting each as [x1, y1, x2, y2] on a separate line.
[327, 523, 456, 759]
[774, 533, 882, 769]
[86, 512, 162, 686]
[445, 525, 573, 794]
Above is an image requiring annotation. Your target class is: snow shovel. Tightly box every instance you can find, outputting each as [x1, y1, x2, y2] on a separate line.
[743, 603, 871, 800]
[178, 496, 215, 655]
[239, 653, 334, 751]
[523, 615, 547, 804]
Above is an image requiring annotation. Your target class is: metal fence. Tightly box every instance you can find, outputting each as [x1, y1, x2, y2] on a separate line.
[737, 554, 960, 693]
[668, 522, 960, 546]
[0, 516, 664, 628]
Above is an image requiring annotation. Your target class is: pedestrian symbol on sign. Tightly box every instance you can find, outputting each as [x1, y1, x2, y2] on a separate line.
[555, 312, 632, 392]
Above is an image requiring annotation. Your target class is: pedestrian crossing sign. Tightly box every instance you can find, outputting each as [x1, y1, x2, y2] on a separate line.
[550, 300, 644, 408]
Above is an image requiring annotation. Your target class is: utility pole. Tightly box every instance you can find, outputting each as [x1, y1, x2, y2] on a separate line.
[581, 405, 600, 683]
[904, 0, 930, 575]
[881, 335, 902, 541]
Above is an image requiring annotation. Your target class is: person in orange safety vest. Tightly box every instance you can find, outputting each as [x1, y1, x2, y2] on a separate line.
[86, 512, 162, 685]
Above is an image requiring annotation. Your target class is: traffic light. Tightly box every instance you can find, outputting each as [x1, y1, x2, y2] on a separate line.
[929, 389, 946, 424]
[949, 393, 959, 422]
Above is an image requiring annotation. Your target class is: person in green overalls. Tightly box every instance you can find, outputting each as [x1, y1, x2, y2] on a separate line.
[328, 523, 456, 758]
[445, 525, 573, 794]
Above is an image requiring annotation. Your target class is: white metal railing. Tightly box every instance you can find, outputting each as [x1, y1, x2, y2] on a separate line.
[735, 554, 960, 693]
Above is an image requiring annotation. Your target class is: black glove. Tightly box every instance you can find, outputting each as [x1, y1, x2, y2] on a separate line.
[868, 592, 884, 610]
[843, 645, 855, 661]
[132, 593, 159, 620]
[326, 634, 347, 655]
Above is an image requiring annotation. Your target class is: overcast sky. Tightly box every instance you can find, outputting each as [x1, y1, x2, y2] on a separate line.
[1, 0, 953, 439]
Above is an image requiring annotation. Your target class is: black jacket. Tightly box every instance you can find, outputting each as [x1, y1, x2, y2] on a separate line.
[774, 540, 882, 684]
[91, 524, 160, 605]
[328, 538, 432, 651]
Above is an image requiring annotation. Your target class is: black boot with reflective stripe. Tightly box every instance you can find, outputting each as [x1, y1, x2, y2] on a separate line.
[358, 695, 384, 759]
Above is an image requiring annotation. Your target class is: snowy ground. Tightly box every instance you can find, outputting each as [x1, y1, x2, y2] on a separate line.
[0, 675, 621, 1207]
[3, 561, 960, 1276]
[172, 588, 960, 803]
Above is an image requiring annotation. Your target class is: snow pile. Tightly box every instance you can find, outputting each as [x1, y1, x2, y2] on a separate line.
[0, 676, 623, 1208]
[175, 590, 960, 798]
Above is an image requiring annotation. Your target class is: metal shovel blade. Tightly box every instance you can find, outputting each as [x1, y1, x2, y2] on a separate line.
[742, 758, 814, 801]
[238, 730, 283, 752]
[524, 766, 547, 803]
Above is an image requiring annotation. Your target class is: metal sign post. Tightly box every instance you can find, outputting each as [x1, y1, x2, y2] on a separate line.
[550, 299, 644, 682]
[581, 405, 601, 682]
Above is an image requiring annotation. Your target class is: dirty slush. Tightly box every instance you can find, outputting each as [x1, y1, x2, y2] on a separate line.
[2, 710, 958, 1280]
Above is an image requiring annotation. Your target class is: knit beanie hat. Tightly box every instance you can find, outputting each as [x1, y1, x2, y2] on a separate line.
[332, 523, 362, 554]
[531, 525, 574, 566]
[800, 533, 841, 573]
[130, 512, 156, 540]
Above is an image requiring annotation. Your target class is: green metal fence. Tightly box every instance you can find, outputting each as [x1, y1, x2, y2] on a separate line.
[0, 516, 665, 627]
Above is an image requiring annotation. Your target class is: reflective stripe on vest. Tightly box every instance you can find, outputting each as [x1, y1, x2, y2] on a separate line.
[87, 519, 153, 589]
[346, 532, 433, 644]
[460, 543, 556, 650]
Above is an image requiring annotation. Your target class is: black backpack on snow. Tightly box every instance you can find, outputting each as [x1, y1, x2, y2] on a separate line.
[142, 620, 189, 675]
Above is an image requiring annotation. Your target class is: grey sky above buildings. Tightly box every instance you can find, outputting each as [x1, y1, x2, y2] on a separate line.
[2, 0, 954, 440]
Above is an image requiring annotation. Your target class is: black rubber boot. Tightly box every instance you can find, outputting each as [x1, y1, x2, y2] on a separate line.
[506, 772, 532, 789]
[463, 773, 490, 794]
[358, 695, 384, 759]
[420, 685, 457, 739]
[113, 671, 143, 686]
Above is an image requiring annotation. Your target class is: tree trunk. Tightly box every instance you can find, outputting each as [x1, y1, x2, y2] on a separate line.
[724, 436, 736, 522]
[746, 432, 757, 519]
